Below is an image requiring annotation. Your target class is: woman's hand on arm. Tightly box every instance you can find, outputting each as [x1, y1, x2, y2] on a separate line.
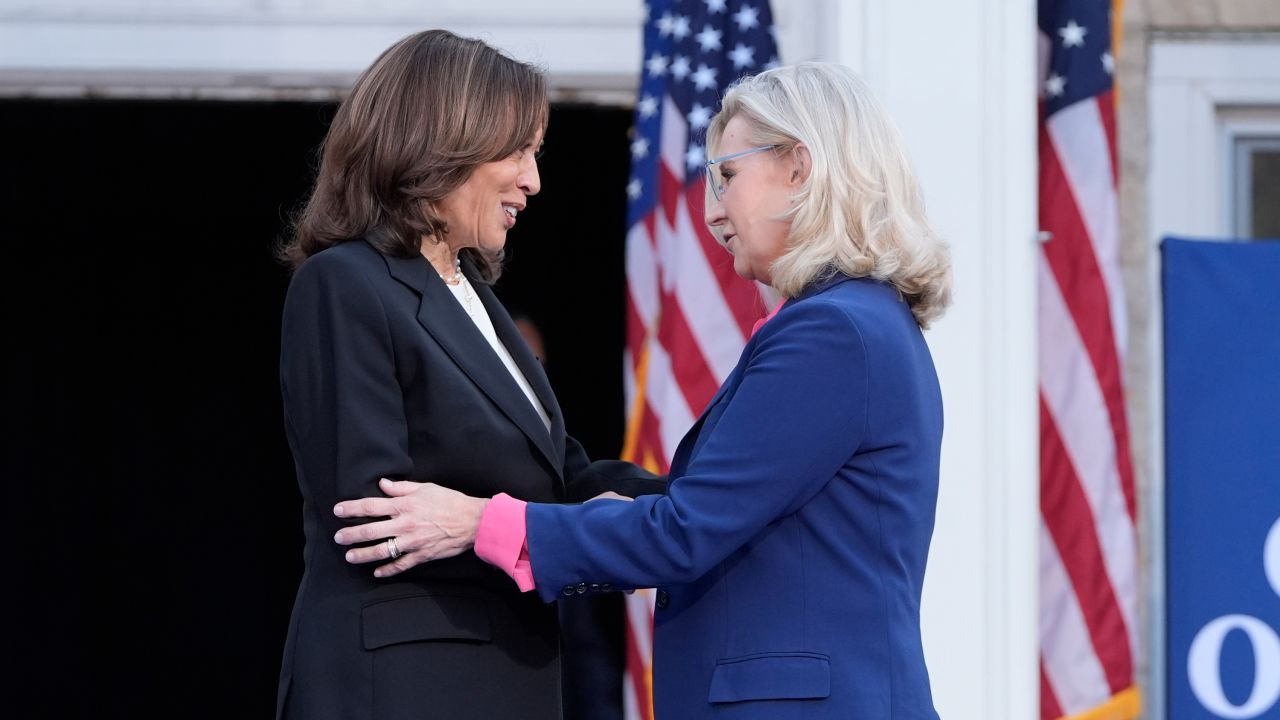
[333, 478, 489, 578]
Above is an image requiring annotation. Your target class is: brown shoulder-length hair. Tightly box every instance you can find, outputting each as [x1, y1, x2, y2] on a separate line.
[279, 29, 549, 282]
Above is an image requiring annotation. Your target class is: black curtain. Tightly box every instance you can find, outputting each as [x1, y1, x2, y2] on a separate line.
[1, 98, 630, 719]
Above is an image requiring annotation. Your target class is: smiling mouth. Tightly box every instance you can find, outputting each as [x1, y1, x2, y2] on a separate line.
[502, 203, 522, 228]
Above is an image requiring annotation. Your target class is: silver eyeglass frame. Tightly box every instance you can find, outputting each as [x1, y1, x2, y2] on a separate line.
[703, 144, 779, 200]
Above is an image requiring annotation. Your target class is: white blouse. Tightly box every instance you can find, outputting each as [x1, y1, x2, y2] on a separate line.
[445, 277, 552, 433]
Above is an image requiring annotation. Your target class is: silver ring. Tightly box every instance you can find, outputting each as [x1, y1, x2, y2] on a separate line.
[387, 537, 402, 560]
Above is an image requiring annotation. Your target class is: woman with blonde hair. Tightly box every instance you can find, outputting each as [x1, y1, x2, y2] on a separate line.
[336, 61, 951, 719]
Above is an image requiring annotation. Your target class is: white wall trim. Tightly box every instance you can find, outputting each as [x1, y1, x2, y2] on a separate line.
[978, 3, 1040, 718]
[0, 18, 643, 102]
[0, 1, 822, 104]
[1218, 110, 1280, 237]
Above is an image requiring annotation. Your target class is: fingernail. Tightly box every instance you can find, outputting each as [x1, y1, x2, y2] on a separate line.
[334, 531, 344, 543]
[334, 504, 345, 517]
[380, 478, 392, 486]
[345, 550, 354, 562]
[373, 569, 384, 578]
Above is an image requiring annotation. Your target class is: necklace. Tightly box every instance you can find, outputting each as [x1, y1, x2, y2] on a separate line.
[457, 275, 476, 315]
[439, 257, 464, 286]
[440, 258, 476, 315]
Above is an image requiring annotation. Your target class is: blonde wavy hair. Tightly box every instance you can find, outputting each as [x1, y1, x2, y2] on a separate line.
[706, 62, 952, 328]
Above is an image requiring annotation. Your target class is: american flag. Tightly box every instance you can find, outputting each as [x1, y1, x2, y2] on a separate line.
[1037, 0, 1141, 718]
[619, 1, 778, 717]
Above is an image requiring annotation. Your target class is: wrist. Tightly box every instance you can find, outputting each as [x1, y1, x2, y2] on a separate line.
[468, 497, 490, 547]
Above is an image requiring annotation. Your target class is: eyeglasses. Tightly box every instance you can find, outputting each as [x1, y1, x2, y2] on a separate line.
[703, 144, 778, 200]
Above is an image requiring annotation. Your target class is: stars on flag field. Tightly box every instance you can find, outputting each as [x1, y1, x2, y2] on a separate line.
[1058, 19, 1087, 48]
[695, 24, 723, 52]
[671, 14, 692, 40]
[687, 103, 713, 130]
[671, 55, 692, 82]
[728, 43, 755, 69]
[732, 4, 760, 31]
[656, 11, 673, 36]
[645, 51, 756, 83]
[1045, 73, 1066, 98]
[655, 12, 692, 41]
[691, 63, 718, 91]
[637, 94, 659, 120]
[629, 1, 778, 213]
[685, 143, 706, 173]
[631, 136, 650, 160]
[646, 52, 669, 77]
[1039, 4, 1112, 112]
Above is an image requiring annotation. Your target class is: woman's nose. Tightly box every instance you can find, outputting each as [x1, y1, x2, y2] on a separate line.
[704, 194, 726, 226]
[519, 158, 541, 196]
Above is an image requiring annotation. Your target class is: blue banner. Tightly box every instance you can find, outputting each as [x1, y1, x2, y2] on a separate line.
[1164, 237, 1280, 719]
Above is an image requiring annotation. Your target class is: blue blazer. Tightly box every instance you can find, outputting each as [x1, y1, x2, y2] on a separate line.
[527, 274, 943, 719]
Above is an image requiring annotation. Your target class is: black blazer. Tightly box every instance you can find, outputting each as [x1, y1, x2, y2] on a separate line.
[277, 240, 661, 720]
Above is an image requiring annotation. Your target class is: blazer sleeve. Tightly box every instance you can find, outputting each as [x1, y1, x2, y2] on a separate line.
[280, 252, 413, 532]
[526, 299, 869, 603]
[560, 435, 668, 502]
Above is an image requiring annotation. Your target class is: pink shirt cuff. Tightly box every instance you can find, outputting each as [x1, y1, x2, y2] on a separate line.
[474, 492, 535, 592]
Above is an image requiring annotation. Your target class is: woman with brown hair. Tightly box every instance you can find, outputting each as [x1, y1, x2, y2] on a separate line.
[276, 29, 659, 720]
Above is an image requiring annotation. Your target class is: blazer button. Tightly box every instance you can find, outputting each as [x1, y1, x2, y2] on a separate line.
[562, 585, 576, 597]
[656, 590, 670, 608]
[600, 584, 614, 593]
[576, 582, 588, 594]
[590, 583, 601, 593]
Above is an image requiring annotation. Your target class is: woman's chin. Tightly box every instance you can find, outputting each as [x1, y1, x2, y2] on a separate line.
[476, 236, 508, 255]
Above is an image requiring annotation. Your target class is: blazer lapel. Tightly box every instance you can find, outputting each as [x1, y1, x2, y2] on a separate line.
[474, 280, 567, 476]
[383, 251, 562, 477]
[668, 354, 746, 476]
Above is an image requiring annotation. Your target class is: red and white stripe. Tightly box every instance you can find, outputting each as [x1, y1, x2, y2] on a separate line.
[1037, 66, 1140, 720]
[621, 95, 766, 720]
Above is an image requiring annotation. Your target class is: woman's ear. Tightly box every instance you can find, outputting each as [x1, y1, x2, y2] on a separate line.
[789, 143, 812, 187]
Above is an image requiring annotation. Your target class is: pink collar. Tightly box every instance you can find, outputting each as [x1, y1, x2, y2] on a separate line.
[750, 300, 787, 337]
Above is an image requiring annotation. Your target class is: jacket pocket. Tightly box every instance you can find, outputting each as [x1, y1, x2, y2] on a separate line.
[361, 593, 491, 650]
[708, 651, 831, 703]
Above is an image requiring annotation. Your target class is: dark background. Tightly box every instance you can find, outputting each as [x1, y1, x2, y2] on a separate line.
[1, 98, 632, 718]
